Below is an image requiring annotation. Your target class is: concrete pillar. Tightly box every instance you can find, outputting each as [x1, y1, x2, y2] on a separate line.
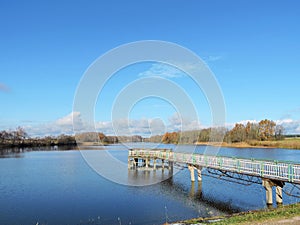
[188, 164, 195, 182]
[162, 159, 165, 169]
[153, 159, 156, 170]
[276, 186, 283, 204]
[197, 166, 202, 181]
[262, 179, 285, 206]
[262, 179, 273, 205]
[128, 158, 131, 169]
[145, 158, 149, 168]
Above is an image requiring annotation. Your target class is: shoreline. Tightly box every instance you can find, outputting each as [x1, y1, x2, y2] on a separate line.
[195, 140, 300, 150]
[171, 202, 300, 225]
[1, 139, 300, 150]
[195, 141, 273, 149]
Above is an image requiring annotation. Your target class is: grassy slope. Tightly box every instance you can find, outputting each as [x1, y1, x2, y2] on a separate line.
[181, 203, 300, 225]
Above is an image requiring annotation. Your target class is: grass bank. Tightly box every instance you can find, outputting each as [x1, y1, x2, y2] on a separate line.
[195, 139, 300, 150]
[179, 203, 300, 225]
[247, 138, 300, 150]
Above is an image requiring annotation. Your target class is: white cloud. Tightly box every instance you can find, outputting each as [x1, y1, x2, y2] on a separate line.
[226, 119, 300, 135]
[96, 118, 166, 137]
[24, 112, 92, 137]
[16, 111, 300, 137]
[139, 63, 186, 78]
[275, 119, 300, 134]
[168, 113, 202, 132]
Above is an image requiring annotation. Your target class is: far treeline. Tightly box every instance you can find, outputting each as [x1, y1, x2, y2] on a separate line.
[151, 119, 285, 144]
[0, 127, 77, 148]
[148, 119, 300, 149]
[1, 119, 299, 149]
[0, 127, 143, 148]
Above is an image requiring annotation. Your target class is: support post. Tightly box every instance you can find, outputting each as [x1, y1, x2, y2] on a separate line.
[197, 166, 202, 181]
[168, 161, 173, 176]
[262, 179, 285, 206]
[168, 161, 173, 170]
[188, 164, 195, 182]
[262, 179, 273, 205]
[153, 158, 156, 170]
[276, 186, 283, 204]
[145, 158, 149, 168]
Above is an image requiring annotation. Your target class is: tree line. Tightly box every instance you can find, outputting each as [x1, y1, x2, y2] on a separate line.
[0, 119, 286, 148]
[0, 127, 76, 148]
[150, 119, 285, 144]
[0, 128, 145, 148]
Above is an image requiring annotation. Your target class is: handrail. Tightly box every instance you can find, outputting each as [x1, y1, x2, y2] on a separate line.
[129, 149, 300, 184]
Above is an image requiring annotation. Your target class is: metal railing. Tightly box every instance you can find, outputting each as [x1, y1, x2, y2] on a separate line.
[129, 149, 300, 184]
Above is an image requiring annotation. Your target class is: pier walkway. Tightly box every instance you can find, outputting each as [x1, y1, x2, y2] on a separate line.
[128, 148, 300, 205]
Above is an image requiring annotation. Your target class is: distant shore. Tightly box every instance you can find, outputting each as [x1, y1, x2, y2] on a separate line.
[195, 141, 271, 148]
[1, 139, 300, 150]
[195, 139, 300, 150]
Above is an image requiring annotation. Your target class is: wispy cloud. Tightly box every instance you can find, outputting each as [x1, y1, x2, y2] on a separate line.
[139, 63, 186, 78]
[206, 55, 222, 62]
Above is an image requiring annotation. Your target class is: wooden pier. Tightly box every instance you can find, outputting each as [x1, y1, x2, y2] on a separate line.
[128, 148, 300, 206]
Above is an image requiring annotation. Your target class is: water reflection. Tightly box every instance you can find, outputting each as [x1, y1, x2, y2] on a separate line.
[127, 167, 174, 186]
[0, 145, 78, 158]
[0, 144, 300, 224]
[0, 148, 25, 158]
[189, 181, 202, 199]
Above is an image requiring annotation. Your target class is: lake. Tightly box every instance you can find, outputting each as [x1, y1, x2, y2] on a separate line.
[1, 144, 300, 225]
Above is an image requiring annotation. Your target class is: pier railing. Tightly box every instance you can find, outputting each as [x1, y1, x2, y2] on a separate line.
[129, 149, 300, 184]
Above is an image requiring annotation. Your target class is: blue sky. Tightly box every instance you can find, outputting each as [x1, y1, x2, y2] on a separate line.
[0, 0, 300, 136]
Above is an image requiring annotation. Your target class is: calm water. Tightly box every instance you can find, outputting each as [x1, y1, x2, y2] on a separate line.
[1, 144, 300, 225]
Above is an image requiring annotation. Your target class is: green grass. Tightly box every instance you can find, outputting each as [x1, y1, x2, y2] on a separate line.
[181, 203, 300, 225]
